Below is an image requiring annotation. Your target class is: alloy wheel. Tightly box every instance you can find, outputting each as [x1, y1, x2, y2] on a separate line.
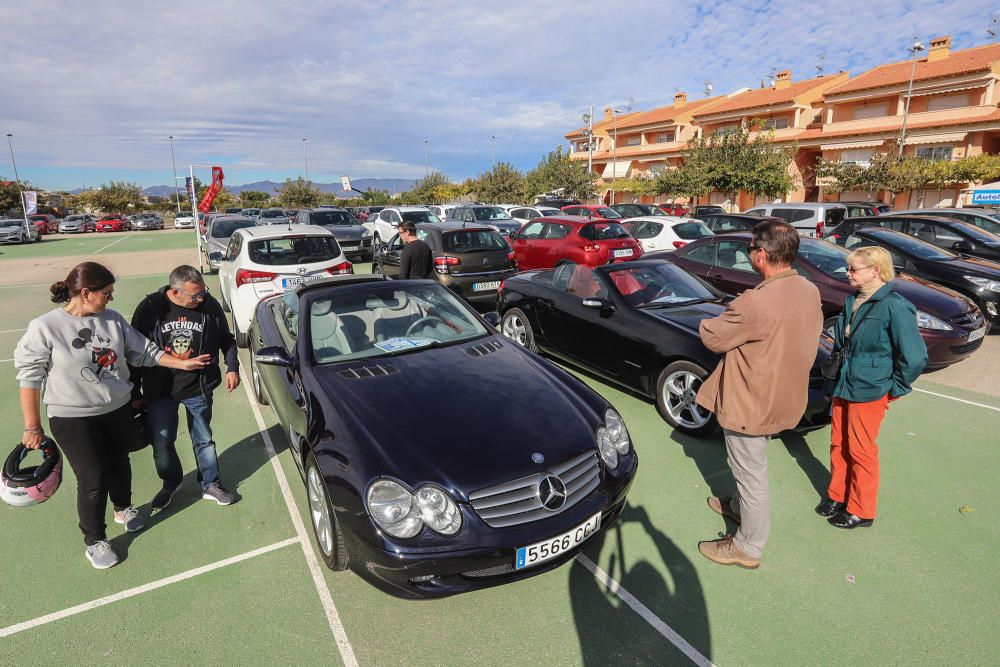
[307, 466, 333, 556]
[662, 370, 711, 429]
[502, 313, 527, 346]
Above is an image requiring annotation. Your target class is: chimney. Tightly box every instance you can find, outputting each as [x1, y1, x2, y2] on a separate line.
[673, 91, 688, 108]
[775, 70, 792, 90]
[604, 106, 615, 122]
[927, 35, 951, 62]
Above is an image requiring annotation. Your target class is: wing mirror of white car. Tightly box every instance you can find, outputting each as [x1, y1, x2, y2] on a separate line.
[256, 346, 295, 368]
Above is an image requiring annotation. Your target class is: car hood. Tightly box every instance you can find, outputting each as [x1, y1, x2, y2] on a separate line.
[315, 338, 604, 499]
[639, 300, 727, 333]
[323, 225, 366, 240]
[938, 255, 1000, 276]
[892, 274, 977, 318]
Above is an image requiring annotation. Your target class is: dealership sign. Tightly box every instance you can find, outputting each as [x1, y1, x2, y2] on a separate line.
[971, 189, 1000, 205]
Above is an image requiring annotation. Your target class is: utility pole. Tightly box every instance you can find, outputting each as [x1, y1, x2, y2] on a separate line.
[169, 135, 181, 212]
[491, 135, 498, 167]
[424, 139, 429, 177]
[5, 133, 30, 234]
[303, 138, 309, 182]
[898, 36, 925, 158]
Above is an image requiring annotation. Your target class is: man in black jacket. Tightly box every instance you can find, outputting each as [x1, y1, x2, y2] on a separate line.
[130, 265, 240, 510]
[398, 221, 433, 279]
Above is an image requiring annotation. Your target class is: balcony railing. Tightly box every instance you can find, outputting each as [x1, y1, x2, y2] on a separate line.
[823, 104, 996, 132]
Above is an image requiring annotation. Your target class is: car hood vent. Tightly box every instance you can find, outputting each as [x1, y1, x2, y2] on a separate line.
[337, 363, 400, 379]
[465, 340, 503, 357]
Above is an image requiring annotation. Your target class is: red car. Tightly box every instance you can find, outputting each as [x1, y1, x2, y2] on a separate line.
[97, 214, 131, 232]
[508, 215, 643, 270]
[560, 204, 625, 221]
[28, 214, 58, 234]
[656, 203, 689, 216]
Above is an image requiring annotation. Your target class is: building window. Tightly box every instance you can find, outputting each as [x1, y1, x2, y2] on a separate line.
[926, 93, 970, 112]
[657, 133, 674, 143]
[625, 137, 641, 147]
[840, 148, 874, 165]
[852, 104, 887, 120]
[760, 117, 789, 130]
[915, 146, 954, 161]
[713, 124, 738, 136]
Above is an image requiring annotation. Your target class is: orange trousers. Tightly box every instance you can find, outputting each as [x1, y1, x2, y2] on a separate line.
[828, 395, 890, 520]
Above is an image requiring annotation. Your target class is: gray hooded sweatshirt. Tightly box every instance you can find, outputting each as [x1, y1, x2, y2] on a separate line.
[15, 308, 164, 417]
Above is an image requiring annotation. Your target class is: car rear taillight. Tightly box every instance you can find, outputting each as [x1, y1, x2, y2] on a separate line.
[235, 268, 278, 288]
[498, 279, 505, 292]
[816, 221, 824, 238]
[505, 250, 515, 262]
[434, 256, 461, 275]
[673, 241, 688, 249]
[325, 260, 353, 275]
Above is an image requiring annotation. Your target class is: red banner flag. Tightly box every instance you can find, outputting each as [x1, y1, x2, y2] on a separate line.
[197, 166, 225, 213]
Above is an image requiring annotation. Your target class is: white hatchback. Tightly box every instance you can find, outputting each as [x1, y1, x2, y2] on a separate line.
[364, 206, 440, 249]
[174, 212, 195, 229]
[621, 216, 714, 252]
[218, 224, 352, 345]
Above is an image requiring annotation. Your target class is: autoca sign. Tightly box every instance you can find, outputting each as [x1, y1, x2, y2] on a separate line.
[971, 189, 1000, 205]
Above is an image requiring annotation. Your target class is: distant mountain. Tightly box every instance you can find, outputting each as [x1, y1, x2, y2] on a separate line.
[138, 178, 417, 198]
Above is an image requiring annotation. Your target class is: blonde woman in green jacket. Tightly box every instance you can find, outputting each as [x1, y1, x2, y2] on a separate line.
[817, 246, 928, 529]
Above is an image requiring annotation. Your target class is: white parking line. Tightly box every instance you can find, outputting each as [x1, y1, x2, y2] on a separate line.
[0, 328, 26, 334]
[91, 234, 132, 254]
[913, 387, 1000, 413]
[241, 376, 359, 666]
[0, 537, 298, 639]
[576, 554, 715, 666]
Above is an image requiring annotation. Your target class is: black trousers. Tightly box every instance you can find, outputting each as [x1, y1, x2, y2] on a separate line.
[48, 403, 138, 546]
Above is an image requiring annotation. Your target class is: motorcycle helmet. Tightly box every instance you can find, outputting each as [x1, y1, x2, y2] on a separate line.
[1, 438, 62, 507]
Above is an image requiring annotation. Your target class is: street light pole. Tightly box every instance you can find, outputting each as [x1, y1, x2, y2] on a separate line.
[424, 139, 429, 177]
[303, 138, 309, 182]
[610, 108, 625, 206]
[898, 36, 925, 158]
[491, 135, 498, 167]
[169, 135, 181, 213]
[5, 133, 30, 235]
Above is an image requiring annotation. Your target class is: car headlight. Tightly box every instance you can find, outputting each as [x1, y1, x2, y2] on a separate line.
[965, 275, 1000, 292]
[366, 479, 461, 538]
[596, 408, 631, 469]
[916, 310, 953, 331]
[362, 229, 372, 237]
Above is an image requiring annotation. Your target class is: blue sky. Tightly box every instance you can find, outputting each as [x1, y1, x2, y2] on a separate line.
[2, 0, 998, 190]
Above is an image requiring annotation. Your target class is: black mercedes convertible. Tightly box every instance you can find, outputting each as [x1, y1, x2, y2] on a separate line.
[497, 259, 832, 436]
[247, 275, 637, 598]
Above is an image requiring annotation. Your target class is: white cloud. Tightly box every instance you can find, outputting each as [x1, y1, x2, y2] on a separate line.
[2, 0, 997, 187]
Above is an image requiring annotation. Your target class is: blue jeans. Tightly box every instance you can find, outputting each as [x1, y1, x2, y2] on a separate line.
[148, 394, 220, 491]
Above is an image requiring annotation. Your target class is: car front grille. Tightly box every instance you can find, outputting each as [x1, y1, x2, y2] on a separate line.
[469, 451, 601, 528]
[462, 562, 516, 578]
[950, 339, 985, 355]
[950, 309, 985, 330]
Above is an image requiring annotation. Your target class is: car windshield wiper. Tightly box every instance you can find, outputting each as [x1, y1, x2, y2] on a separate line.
[638, 297, 715, 309]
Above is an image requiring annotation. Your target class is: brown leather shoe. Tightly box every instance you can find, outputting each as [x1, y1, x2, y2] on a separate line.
[698, 534, 760, 569]
[707, 496, 741, 524]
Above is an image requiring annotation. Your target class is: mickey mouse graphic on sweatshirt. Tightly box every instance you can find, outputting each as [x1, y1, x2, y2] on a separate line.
[71, 327, 120, 383]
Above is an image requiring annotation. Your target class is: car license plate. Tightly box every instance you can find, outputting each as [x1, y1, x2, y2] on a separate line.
[515, 512, 601, 570]
[341, 245, 359, 251]
[612, 248, 633, 258]
[281, 276, 316, 287]
[968, 327, 987, 342]
[472, 281, 501, 292]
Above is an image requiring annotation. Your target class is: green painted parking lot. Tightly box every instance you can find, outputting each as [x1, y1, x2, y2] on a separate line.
[1, 243, 997, 665]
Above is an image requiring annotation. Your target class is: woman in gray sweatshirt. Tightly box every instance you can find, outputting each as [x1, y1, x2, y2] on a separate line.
[15, 262, 210, 569]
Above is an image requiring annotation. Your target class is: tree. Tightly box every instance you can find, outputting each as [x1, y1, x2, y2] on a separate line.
[275, 177, 323, 208]
[471, 162, 525, 203]
[609, 175, 660, 202]
[82, 181, 144, 213]
[406, 171, 452, 204]
[654, 165, 710, 201]
[361, 187, 392, 205]
[681, 124, 796, 203]
[1, 180, 31, 216]
[239, 190, 272, 207]
[524, 147, 595, 201]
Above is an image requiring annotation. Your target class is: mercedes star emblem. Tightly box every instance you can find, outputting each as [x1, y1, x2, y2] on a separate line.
[537, 475, 567, 511]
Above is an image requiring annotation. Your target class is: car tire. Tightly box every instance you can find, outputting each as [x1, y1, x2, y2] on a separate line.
[306, 451, 348, 571]
[221, 290, 231, 313]
[655, 361, 717, 437]
[501, 308, 537, 352]
[232, 311, 248, 348]
[249, 348, 269, 406]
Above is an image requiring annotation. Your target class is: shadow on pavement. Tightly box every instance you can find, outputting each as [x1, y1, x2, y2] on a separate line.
[112, 423, 289, 557]
[776, 430, 830, 501]
[670, 429, 730, 498]
[571, 503, 711, 665]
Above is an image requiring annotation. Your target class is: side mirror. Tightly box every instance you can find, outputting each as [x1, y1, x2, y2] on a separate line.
[482, 311, 501, 328]
[582, 297, 615, 314]
[209, 252, 223, 262]
[255, 345, 294, 368]
[508, 230, 519, 240]
[952, 240, 973, 254]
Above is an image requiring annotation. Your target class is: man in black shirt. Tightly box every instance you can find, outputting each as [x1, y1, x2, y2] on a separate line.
[130, 265, 240, 510]
[398, 221, 433, 279]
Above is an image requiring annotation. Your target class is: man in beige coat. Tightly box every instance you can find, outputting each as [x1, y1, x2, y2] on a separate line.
[695, 220, 823, 568]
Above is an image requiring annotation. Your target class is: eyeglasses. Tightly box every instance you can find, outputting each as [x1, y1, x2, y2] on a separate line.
[846, 265, 873, 274]
[176, 286, 210, 299]
[748, 244, 763, 252]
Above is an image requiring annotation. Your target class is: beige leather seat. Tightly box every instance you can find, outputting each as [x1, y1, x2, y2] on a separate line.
[310, 305, 353, 361]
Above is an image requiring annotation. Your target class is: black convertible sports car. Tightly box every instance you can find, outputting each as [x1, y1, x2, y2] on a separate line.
[247, 275, 637, 598]
[497, 259, 832, 436]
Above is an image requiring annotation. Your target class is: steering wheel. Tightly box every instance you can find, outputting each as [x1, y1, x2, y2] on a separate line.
[649, 283, 674, 301]
[405, 316, 446, 337]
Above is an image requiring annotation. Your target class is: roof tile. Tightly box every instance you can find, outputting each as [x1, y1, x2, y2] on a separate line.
[829, 42, 1000, 95]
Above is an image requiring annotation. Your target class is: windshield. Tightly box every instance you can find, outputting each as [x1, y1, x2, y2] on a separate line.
[248, 236, 340, 265]
[211, 220, 256, 238]
[472, 207, 513, 221]
[442, 229, 508, 253]
[674, 222, 713, 240]
[956, 217, 1000, 237]
[593, 207, 623, 219]
[401, 210, 440, 223]
[863, 232, 956, 260]
[0, 219, 22, 228]
[100, 215, 119, 221]
[642, 205, 667, 216]
[797, 238, 851, 279]
[580, 222, 630, 240]
[65, 216, 83, 222]
[310, 210, 355, 225]
[309, 282, 489, 364]
[260, 209, 286, 218]
[606, 262, 716, 308]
